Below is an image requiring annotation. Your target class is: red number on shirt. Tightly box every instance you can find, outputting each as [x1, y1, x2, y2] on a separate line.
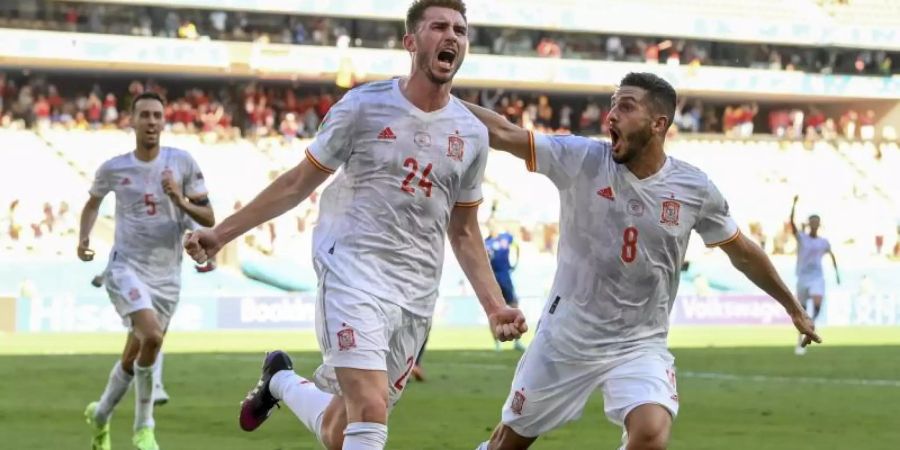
[621, 226, 638, 263]
[400, 157, 433, 197]
[144, 193, 157, 216]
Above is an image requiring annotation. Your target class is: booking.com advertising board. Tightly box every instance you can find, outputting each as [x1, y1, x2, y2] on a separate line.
[5, 292, 900, 333]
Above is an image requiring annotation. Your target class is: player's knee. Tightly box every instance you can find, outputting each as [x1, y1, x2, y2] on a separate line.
[321, 427, 344, 450]
[140, 330, 164, 353]
[490, 424, 535, 450]
[627, 425, 669, 450]
[349, 394, 388, 423]
[320, 408, 347, 449]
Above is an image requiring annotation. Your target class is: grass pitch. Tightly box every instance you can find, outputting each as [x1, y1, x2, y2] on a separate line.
[2, 326, 899, 449]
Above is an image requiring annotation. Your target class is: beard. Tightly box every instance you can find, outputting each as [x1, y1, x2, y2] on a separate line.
[137, 132, 158, 150]
[415, 50, 456, 85]
[613, 124, 653, 164]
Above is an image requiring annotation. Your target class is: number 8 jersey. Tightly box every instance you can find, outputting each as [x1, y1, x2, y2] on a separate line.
[306, 79, 490, 317]
[528, 132, 738, 360]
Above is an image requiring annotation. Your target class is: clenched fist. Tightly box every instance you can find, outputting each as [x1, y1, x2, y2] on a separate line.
[183, 228, 222, 264]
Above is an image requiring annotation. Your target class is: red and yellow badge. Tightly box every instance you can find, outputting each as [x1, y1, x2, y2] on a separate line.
[447, 132, 465, 161]
[659, 199, 681, 226]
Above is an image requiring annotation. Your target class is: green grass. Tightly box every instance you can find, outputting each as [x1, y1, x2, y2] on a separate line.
[1, 327, 900, 449]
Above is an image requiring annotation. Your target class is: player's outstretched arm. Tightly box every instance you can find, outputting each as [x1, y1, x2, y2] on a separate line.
[462, 101, 532, 161]
[829, 250, 840, 285]
[720, 232, 822, 346]
[184, 158, 330, 263]
[448, 205, 527, 341]
[77, 195, 103, 261]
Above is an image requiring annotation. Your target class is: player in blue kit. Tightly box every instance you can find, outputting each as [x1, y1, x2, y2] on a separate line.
[485, 220, 524, 351]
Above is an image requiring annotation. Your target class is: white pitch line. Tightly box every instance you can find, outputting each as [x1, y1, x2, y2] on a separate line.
[677, 371, 900, 388]
[212, 356, 900, 388]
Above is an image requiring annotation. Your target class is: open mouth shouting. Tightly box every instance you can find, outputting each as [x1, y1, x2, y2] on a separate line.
[609, 127, 622, 152]
[436, 48, 458, 71]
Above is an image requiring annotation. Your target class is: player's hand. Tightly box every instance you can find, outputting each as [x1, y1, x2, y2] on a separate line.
[791, 310, 821, 348]
[162, 173, 184, 206]
[488, 306, 528, 342]
[77, 237, 95, 261]
[183, 228, 222, 264]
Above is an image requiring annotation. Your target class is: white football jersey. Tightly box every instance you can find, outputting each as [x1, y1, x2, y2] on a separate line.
[90, 147, 207, 300]
[307, 79, 489, 317]
[795, 233, 830, 281]
[529, 133, 739, 360]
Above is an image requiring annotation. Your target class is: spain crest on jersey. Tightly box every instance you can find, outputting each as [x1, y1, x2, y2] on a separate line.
[660, 200, 681, 226]
[447, 134, 465, 161]
[337, 327, 356, 351]
[510, 389, 526, 415]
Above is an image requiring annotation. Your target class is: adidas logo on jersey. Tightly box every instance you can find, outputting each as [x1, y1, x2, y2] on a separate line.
[597, 186, 615, 201]
[377, 127, 397, 140]
[120, 177, 132, 186]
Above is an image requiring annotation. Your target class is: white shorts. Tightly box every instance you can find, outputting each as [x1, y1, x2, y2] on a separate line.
[501, 331, 679, 438]
[796, 277, 825, 301]
[312, 269, 430, 408]
[104, 264, 177, 331]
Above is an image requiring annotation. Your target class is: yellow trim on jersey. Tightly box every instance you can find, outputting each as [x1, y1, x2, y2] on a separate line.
[455, 199, 483, 208]
[525, 130, 537, 173]
[305, 149, 336, 174]
[706, 229, 742, 248]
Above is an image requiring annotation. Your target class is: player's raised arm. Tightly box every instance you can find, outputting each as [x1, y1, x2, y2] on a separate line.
[462, 100, 532, 161]
[790, 195, 799, 238]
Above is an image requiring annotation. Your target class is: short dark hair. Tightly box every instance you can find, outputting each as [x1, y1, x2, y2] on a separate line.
[131, 91, 166, 111]
[406, 0, 467, 34]
[619, 72, 677, 131]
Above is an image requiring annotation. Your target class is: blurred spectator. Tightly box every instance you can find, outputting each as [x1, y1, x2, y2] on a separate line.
[769, 109, 791, 138]
[806, 108, 826, 134]
[558, 104, 572, 133]
[605, 36, 624, 61]
[789, 108, 805, 138]
[102, 93, 118, 125]
[177, 19, 199, 40]
[536, 37, 562, 58]
[210, 10, 228, 39]
[840, 110, 858, 139]
[579, 101, 601, 135]
[859, 110, 876, 141]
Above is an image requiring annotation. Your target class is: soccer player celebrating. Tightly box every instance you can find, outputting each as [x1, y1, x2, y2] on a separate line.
[790, 195, 839, 355]
[464, 72, 819, 450]
[183, 1, 526, 449]
[79, 91, 215, 450]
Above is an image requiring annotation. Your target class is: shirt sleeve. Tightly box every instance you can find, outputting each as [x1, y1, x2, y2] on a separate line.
[88, 160, 113, 199]
[530, 132, 593, 189]
[455, 130, 489, 207]
[181, 152, 208, 198]
[306, 91, 358, 174]
[695, 178, 740, 247]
